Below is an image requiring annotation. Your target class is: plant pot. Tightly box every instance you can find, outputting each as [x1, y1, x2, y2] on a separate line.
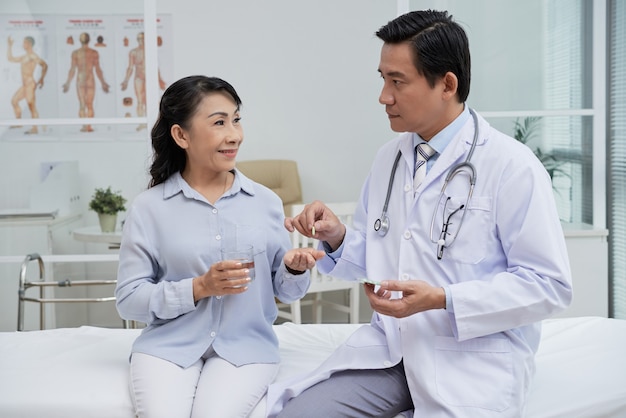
[98, 213, 117, 233]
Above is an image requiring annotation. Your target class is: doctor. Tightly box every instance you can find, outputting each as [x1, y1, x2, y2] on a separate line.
[269, 9, 573, 418]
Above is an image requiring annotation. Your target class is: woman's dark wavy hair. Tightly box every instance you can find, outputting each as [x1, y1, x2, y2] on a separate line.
[376, 10, 471, 103]
[148, 75, 242, 188]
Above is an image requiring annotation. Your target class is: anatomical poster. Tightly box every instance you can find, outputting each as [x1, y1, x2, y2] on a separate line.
[1, 13, 172, 141]
[55, 15, 117, 135]
[0, 14, 58, 138]
[114, 14, 173, 136]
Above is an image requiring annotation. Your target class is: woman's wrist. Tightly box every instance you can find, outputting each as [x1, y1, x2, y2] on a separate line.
[285, 265, 306, 275]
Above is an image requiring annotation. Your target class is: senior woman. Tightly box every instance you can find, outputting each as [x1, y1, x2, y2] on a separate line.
[115, 75, 324, 418]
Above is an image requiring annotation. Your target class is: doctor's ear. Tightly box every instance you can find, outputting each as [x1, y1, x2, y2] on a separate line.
[441, 72, 459, 100]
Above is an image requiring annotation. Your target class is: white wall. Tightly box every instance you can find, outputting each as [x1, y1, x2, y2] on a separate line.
[0, 0, 397, 226]
[162, 0, 399, 204]
[0, 1, 555, 327]
[0, 0, 548, 224]
[0, 0, 396, 328]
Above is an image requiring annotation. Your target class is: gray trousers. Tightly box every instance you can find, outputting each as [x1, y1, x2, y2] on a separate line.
[276, 361, 413, 418]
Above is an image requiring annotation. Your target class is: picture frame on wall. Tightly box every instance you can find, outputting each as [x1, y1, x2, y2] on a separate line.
[0, 13, 172, 142]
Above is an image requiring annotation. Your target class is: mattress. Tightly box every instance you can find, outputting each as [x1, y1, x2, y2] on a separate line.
[0, 316, 625, 417]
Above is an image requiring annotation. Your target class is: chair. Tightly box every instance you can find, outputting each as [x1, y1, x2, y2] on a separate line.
[235, 160, 359, 323]
[277, 202, 361, 324]
[236, 159, 303, 214]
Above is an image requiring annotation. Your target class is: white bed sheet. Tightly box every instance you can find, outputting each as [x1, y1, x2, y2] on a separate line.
[0, 317, 624, 418]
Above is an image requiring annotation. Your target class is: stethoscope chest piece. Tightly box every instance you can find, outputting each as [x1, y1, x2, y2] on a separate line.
[374, 216, 389, 236]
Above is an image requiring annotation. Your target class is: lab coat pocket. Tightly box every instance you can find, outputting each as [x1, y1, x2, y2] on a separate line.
[434, 336, 513, 411]
[438, 195, 492, 264]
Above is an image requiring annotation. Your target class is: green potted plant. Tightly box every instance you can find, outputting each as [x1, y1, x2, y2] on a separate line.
[89, 186, 127, 233]
[513, 117, 570, 185]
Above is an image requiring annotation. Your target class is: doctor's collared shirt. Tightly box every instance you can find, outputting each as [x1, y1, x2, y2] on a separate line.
[115, 170, 310, 369]
[413, 104, 470, 172]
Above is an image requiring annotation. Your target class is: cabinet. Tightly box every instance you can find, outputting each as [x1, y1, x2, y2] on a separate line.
[557, 222, 609, 318]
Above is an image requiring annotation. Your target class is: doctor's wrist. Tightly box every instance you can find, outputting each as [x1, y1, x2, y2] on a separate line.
[438, 287, 447, 310]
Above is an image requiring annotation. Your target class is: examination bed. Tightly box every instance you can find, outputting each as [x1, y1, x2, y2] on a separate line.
[0, 316, 625, 417]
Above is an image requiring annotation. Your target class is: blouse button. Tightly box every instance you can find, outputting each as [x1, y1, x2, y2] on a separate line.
[403, 231, 411, 239]
[216, 234, 222, 241]
[212, 208, 218, 214]
[404, 184, 411, 192]
[210, 331, 216, 337]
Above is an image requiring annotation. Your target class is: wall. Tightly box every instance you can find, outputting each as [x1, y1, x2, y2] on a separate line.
[0, 0, 397, 327]
[0, 0, 546, 225]
[0, 1, 563, 327]
[0, 0, 397, 226]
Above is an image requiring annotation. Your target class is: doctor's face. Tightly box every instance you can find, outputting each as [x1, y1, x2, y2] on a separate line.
[378, 42, 448, 140]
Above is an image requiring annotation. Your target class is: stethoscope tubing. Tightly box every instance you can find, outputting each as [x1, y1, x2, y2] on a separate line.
[374, 108, 480, 250]
[373, 151, 402, 236]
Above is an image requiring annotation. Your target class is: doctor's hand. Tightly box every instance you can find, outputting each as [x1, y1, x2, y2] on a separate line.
[364, 280, 446, 318]
[284, 200, 346, 251]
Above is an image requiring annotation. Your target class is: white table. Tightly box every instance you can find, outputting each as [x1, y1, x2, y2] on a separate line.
[73, 226, 122, 249]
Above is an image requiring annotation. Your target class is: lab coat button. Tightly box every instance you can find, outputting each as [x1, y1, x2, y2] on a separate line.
[401, 273, 409, 280]
[404, 184, 411, 192]
[210, 331, 216, 337]
[383, 361, 392, 367]
[216, 234, 222, 241]
[216, 296, 222, 300]
[403, 231, 411, 239]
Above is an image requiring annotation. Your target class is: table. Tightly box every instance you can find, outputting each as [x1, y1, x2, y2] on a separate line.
[73, 226, 122, 249]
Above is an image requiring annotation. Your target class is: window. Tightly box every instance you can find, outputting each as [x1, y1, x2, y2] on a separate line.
[410, 0, 601, 224]
[608, 0, 626, 318]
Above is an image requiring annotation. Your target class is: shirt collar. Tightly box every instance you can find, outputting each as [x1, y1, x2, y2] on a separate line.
[413, 105, 470, 155]
[162, 170, 256, 201]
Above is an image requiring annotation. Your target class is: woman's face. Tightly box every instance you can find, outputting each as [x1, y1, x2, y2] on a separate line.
[176, 92, 243, 175]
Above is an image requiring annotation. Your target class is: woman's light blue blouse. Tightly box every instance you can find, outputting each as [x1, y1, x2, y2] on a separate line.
[115, 170, 310, 368]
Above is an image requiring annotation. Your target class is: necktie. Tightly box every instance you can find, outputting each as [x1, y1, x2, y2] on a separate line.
[414, 142, 436, 190]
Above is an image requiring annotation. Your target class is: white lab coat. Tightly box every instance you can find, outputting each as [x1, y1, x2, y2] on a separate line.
[267, 112, 572, 417]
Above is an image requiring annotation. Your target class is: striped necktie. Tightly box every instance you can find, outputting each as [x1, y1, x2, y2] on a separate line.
[414, 142, 436, 190]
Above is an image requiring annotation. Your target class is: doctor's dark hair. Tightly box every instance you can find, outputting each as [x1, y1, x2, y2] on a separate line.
[376, 10, 471, 103]
[148, 75, 242, 188]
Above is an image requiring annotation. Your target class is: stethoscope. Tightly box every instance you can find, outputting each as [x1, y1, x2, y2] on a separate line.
[374, 109, 479, 259]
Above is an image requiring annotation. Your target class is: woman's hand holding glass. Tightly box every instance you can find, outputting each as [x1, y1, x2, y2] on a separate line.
[192, 258, 253, 302]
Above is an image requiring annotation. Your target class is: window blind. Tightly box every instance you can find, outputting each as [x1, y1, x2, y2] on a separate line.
[545, 0, 593, 224]
[609, 0, 626, 318]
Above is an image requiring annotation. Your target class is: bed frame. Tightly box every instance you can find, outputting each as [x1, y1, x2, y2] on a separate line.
[0, 316, 625, 417]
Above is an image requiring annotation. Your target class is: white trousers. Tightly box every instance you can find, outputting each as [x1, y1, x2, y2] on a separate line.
[130, 352, 279, 418]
